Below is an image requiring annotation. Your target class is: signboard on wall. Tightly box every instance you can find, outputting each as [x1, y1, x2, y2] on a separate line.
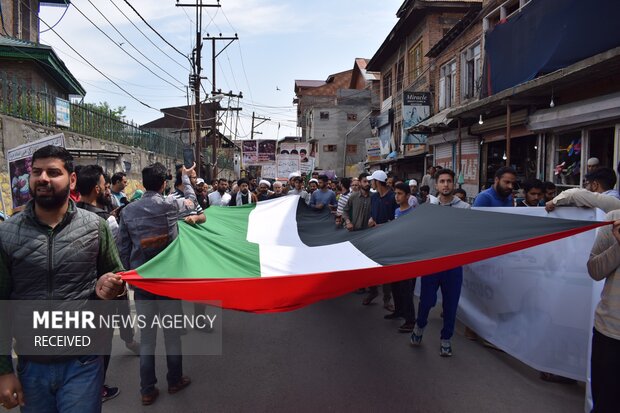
[55, 98, 71, 127]
[402, 91, 430, 144]
[366, 137, 382, 161]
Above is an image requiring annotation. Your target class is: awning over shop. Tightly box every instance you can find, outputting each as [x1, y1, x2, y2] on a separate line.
[529, 91, 620, 132]
[408, 108, 455, 134]
[427, 128, 477, 146]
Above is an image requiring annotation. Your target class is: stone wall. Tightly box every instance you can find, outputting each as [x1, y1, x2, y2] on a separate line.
[0, 114, 180, 215]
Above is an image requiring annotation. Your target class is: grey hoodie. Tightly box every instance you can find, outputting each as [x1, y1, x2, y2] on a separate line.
[431, 195, 471, 209]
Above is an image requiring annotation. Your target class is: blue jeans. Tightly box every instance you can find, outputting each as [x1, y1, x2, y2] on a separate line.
[416, 267, 463, 340]
[17, 356, 103, 413]
[134, 287, 183, 395]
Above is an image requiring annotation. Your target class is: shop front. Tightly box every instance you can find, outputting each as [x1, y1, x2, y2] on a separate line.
[530, 91, 620, 191]
[428, 128, 480, 197]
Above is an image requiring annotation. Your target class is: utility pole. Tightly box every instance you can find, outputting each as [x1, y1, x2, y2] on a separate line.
[176, 0, 220, 180]
[204, 34, 239, 179]
[250, 111, 271, 139]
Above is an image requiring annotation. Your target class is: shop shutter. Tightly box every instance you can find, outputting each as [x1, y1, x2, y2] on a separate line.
[434, 143, 453, 169]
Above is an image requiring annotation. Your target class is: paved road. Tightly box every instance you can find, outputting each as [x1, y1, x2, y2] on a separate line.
[103, 293, 585, 413]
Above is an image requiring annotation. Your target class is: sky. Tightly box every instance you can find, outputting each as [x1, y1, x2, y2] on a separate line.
[39, 0, 401, 141]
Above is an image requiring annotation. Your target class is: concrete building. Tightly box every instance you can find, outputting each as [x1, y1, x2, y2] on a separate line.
[425, 0, 620, 197]
[366, 0, 481, 182]
[294, 59, 380, 177]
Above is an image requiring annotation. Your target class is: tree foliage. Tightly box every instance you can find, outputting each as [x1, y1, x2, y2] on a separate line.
[81, 101, 126, 120]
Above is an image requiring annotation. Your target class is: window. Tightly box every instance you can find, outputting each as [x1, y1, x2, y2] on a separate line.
[16, 0, 31, 40]
[346, 145, 357, 154]
[408, 41, 423, 82]
[462, 43, 482, 99]
[347, 113, 357, 121]
[439, 60, 457, 110]
[382, 72, 392, 100]
[319, 111, 329, 120]
[323, 145, 337, 152]
[396, 58, 404, 92]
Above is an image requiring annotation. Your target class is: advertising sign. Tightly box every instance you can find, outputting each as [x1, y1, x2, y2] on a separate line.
[365, 137, 382, 161]
[55, 97, 71, 127]
[402, 91, 431, 144]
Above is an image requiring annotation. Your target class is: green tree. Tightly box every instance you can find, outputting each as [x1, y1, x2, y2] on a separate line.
[81, 101, 126, 120]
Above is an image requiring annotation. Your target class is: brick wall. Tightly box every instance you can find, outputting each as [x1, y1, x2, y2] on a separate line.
[430, 19, 484, 113]
[1, 61, 68, 99]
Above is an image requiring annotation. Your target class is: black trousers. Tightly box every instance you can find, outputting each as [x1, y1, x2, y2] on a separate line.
[390, 278, 416, 324]
[591, 328, 620, 413]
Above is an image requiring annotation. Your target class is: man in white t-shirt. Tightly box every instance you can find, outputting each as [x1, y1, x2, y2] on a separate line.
[208, 178, 231, 206]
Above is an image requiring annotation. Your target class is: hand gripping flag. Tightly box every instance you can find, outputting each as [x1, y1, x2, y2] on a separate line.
[122, 196, 608, 313]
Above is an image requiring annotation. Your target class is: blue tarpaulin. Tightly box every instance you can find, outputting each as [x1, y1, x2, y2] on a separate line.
[484, 0, 620, 96]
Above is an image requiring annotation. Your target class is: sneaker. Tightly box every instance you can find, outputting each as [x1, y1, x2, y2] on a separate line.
[410, 326, 424, 346]
[383, 302, 395, 312]
[440, 340, 452, 357]
[102, 385, 120, 403]
[398, 322, 414, 333]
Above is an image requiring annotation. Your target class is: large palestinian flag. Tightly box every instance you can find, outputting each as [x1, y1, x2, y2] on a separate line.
[122, 196, 607, 313]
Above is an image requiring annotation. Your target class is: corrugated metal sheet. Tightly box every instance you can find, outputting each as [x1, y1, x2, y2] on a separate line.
[435, 143, 453, 161]
[461, 138, 479, 155]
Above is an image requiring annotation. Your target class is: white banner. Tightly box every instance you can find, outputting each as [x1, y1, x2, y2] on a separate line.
[460, 207, 604, 386]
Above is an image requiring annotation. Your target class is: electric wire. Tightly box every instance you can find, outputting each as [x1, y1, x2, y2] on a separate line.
[40, 0, 70, 33]
[70, 1, 186, 93]
[22, 0, 162, 112]
[122, 0, 191, 64]
[108, 0, 188, 72]
[86, 0, 187, 88]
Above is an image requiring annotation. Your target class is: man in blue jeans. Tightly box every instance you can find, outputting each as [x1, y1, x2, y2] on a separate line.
[0, 146, 126, 412]
[411, 168, 470, 357]
[119, 162, 199, 405]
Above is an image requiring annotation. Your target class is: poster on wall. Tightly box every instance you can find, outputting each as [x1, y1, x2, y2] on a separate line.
[6, 133, 66, 209]
[245, 165, 261, 179]
[299, 156, 315, 176]
[276, 155, 300, 181]
[402, 91, 431, 144]
[257, 140, 277, 163]
[279, 142, 311, 163]
[261, 163, 277, 180]
[55, 98, 71, 127]
[243, 139, 276, 165]
[242, 140, 258, 165]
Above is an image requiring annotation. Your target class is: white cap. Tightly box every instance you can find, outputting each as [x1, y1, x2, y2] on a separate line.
[408, 179, 418, 187]
[309, 178, 319, 184]
[259, 179, 271, 188]
[196, 178, 205, 184]
[369, 170, 387, 183]
[587, 157, 600, 167]
[288, 171, 301, 179]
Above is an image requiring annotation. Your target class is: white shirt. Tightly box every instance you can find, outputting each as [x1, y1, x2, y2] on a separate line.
[208, 190, 232, 206]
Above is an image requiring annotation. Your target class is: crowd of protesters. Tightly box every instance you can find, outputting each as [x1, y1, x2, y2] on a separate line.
[0, 147, 619, 412]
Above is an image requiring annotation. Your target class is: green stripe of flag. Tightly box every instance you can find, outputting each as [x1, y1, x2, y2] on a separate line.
[135, 204, 261, 279]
